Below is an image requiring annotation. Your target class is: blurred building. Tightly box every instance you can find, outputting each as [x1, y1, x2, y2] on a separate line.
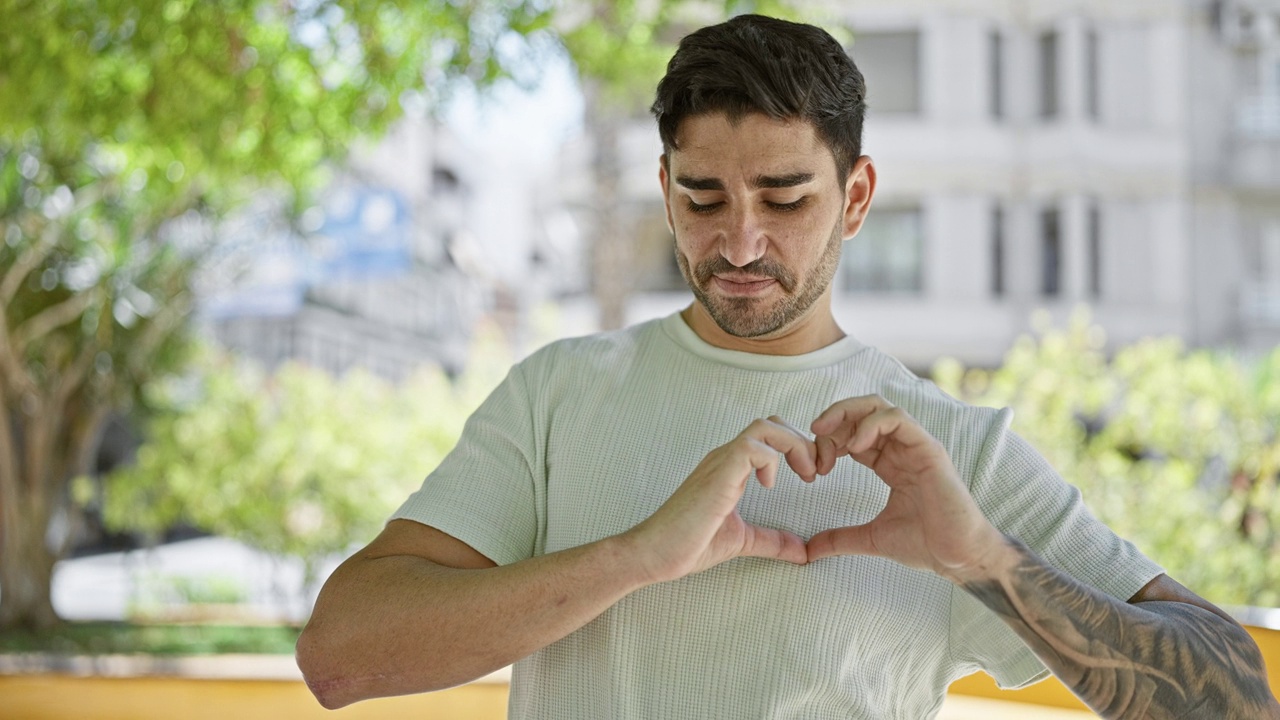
[555, 0, 1280, 369]
[198, 119, 488, 379]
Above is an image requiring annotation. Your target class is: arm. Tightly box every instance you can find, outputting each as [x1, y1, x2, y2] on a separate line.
[806, 395, 1280, 720]
[956, 537, 1279, 719]
[297, 520, 647, 708]
[296, 417, 816, 709]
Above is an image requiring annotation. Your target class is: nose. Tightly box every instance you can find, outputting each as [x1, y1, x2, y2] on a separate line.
[718, 205, 767, 268]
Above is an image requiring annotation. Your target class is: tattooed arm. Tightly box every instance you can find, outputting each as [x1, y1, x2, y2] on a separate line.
[958, 536, 1280, 719]
[805, 395, 1280, 719]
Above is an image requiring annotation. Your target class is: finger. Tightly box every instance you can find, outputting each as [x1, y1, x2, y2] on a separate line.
[739, 524, 808, 565]
[810, 395, 892, 436]
[740, 417, 817, 482]
[768, 414, 809, 439]
[815, 435, 838, 476]
[766, 415, 819, 481]
[743, 438, 780, 488]
[806, 525, 877, 563]
[848, 407, 932, 455]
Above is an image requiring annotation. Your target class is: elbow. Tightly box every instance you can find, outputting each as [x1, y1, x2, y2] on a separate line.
[295, 624, 357, 710]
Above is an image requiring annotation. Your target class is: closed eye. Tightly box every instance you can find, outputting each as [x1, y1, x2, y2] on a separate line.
[767, 198, 808, 212]
[686, 199, 723, 214]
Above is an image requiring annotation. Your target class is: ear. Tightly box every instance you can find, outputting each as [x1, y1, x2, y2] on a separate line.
[659, 154, 674, 234]
[841, 156, 877, 240]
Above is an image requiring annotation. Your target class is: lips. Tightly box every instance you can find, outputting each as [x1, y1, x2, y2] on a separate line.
[711, 275, 778, 296]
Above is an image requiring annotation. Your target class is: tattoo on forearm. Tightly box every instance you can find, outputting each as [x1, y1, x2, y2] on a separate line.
[962, 538, 1280, 719]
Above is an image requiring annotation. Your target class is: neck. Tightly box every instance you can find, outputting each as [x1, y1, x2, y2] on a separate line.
[681, 294, 846, 356]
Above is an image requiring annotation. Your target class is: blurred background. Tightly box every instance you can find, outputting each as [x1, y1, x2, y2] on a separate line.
[2, 0, 1279, 717]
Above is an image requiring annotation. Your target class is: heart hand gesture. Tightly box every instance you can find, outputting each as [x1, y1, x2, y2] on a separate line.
[806, 395, 1006, 580]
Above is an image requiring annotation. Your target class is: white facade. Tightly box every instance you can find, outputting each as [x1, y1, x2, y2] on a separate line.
[559, 0, 1280, 369]
[828, 0, 1197, 368]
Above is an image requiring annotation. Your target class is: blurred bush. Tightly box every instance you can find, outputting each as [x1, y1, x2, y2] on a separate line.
[934, 311, 1280, 607]
[103, 322, 510, 605]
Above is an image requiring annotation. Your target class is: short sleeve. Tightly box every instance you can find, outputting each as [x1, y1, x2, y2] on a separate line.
[390, 361, 543, 566]
[949, 407, 1165, 689]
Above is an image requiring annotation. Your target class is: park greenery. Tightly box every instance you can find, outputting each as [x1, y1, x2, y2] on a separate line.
[0, 0, 803, 631]
[0, 620, 301, 656]
[101, 326, 510, 608]
[933, 311, 1280, 608]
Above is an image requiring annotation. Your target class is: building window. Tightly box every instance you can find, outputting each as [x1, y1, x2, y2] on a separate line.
[1088, 203, 1102, 299]
[1040, 207, 1061, 297]
[1237, 48, 1280, 137]
[1039, 30, 1060, 119]
[851, 31, 922, 115]
[989, 30, 1004, 119]
[991, 204, 1005, 297]
[842, 206, 924, 293]
[1263, 219, 1280, 283]
[1085, 29, 1100, 121]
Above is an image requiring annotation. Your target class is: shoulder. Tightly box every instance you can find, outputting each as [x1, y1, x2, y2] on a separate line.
[851, 346, 1008, 444]
[508, 319, 668, 401]
[520, 318, 663, 371]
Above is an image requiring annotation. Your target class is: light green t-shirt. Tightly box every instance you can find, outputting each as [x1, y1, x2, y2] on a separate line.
[393, 312, 1163, 719]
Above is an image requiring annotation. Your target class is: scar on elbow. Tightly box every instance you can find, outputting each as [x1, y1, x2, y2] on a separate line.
[297, 635, 352, 709]
[303, 675, 351, 710]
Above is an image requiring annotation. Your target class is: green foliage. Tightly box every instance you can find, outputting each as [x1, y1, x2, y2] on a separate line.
[103, 328, 508, 586]
[934, 311, 1280, 607]
[0, 139, 198, 415]
[558, 0, 805, 108]
[0, 0, 552, 199]
[141, 573, 251, 607]
[0, 621, 301, 655]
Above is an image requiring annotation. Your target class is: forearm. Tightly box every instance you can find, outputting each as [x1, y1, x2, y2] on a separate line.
[954, 536, 1280, 719]
[297, 534, 646, 708]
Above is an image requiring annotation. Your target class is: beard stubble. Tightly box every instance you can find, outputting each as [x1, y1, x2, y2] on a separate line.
[675, 219, 844, 339]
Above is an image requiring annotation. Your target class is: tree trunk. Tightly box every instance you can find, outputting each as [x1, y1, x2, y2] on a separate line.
[586, 82, 632, 331]
[0, 489, 58, 631]
[0, 400, 59, 630]
[0, 387, 108, 631]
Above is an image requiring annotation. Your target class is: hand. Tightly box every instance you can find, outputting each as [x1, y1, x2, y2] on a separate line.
[806, 395, 1006, 580]
[625, 416, 816, 585]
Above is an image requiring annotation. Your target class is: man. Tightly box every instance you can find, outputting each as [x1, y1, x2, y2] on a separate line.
[297, 15, 1280, 719]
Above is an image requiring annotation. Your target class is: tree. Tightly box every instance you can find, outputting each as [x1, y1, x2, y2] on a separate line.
[933, 311, 1280, 607]
[0, 0, 549, 630]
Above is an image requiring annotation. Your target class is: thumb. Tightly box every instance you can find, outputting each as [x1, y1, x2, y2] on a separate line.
[807, 525, 877, 562]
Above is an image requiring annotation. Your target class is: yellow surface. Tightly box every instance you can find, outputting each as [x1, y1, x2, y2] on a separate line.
[0, 676, 508, 720]
[937, 695, 1095, 719]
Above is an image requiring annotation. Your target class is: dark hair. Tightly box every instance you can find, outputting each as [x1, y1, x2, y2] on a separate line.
[651, 14, 866, 180]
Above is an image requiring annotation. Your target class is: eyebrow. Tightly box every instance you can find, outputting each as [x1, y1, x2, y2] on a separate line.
[675, 172, 815, 191]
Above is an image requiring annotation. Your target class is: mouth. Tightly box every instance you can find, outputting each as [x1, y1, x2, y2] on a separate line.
[711, 275, 778, 297]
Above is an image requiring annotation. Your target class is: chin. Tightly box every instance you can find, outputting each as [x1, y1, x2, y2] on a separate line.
[705, 299, 791, 338]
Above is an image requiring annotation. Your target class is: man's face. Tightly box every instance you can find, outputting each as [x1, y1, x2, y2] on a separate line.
[660, 112, 863, 339]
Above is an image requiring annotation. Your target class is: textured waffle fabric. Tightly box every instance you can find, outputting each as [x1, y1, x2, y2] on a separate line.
[392, 312, 1164, 719]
